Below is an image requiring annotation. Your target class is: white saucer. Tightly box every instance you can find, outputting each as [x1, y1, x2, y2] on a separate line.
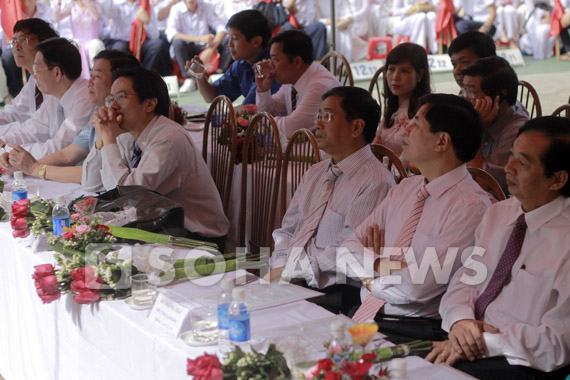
[124, 296, 153, 310]
[180, 330, 218, 346]
[184, 122, 205, 131]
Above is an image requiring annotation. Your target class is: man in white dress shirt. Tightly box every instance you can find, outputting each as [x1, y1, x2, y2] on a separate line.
[341, 94, 491, 341]
[82, 66, 229, 249]
[454, 0, 496, 36]
[267, 86, 395, 314]
[0, 38, 93, 160]
[0, 19, 58, 125]
[426, 116, 570, 379]
[255, 30, 341, 144]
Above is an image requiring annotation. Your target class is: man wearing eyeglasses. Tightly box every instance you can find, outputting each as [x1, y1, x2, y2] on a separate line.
[266, 87, 395, 315]
[0, 19, 58, 124]
[0, 37, 93, 160]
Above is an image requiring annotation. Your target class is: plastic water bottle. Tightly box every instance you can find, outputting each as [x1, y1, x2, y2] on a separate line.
[52, 195, 70, 236]
[228, 287, 250, 351]
[11, 171, 27, 202]
[218, 278, 234, 358]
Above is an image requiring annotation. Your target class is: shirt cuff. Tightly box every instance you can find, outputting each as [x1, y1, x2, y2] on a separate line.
[483, 332, 509, 359]
[442, 308, 477, 332]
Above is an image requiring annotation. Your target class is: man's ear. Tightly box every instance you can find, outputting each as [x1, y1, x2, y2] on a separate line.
[293, 56, 304, 69]
[144, 97, 158, 113]
[435, 131, 452, 153]
[251, 36, 263, 49]
[53, 66, 63, 82]
[351, 118, 365, 139]
[549, 170, 569, 192]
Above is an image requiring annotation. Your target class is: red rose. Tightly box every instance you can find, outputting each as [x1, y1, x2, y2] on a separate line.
[95, 224, 110, 232]
[12, 228, 30, 238]
[61, 231, 75, 239]
[11, 199, 30, 217]
[35, 275, 59, 294]
[244, 104, 258, 114]
[70, 267, 103, 291]
[32, 264, 61, 304]
[36, 288, 61, 304]
[360, 353, 376, 363]
[324, 371, 342, 380]
[187, 354, 222, 380]
[317, 358, 334, 372]
[342, 361, 373, 378]
[32, 264, 56, 279]
[73, 290, 101, 304]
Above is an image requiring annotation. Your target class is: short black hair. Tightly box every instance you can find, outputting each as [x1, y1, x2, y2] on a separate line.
[461, 56, 518, 106]
[518, 116, 570, 197]
[268, 30, 313, 64]
[448, 31, 496, 59]
[112, 67, 170, 118]
[227, 10, 272, 48]
[418, 94, 483, 163]
[93, 49, 140, 73]
[13, 18, 58, 41]
[322, 86, 381, 144]
[35, 37, 81, 80]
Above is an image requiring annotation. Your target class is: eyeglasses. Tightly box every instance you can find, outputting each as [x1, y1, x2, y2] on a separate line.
[8, 36, 35, 48]
[314, 112, 334, 123]
[105, 91, 138, 107]
[32, 63, 54, 76]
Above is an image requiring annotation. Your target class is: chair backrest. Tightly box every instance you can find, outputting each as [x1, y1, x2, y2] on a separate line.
[319, 51, 354, 87]
[518, 80, 542, 119]
[368, 65, 385, 113]
[467, 166, 506, 202]
[280, 129, 321, 221]
[370, 143, 408, 184]
[202, 95, 237, 216]
[551, 103, 570, 119]
[239, 112, 282, 254]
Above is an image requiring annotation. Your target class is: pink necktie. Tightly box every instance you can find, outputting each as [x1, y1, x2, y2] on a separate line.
[352, 185, 430, 323]
[475, 214, 527, 320]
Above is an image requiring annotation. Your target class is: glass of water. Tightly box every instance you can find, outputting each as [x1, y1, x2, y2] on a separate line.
[187, 61, 206, 79]
[131, 273, 157, 307]
[191, 306, 218, 343]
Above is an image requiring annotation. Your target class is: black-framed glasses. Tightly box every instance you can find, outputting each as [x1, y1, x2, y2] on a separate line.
[105, 91, 138, 108]
[314, 112, 334, 123]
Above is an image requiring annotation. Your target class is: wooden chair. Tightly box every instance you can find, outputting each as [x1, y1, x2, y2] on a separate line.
[319, 51, 354, 87]
[518, 80, 542, 119]
[279, 129, 321, 221]
[239, 112, 282, 255]
[368, 65, 385, 112]
[202, 95, 237, 216]
[370, 143, 408, 184]
[551, 104, 570, 118]
[467, 166, 506, 202]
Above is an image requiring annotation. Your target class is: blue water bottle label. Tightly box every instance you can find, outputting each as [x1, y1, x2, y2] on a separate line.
[229, 314, 250, 342]
[12, 189, 28, 202]
[53, 216, 70, 236]
[218, 304, 229, 329]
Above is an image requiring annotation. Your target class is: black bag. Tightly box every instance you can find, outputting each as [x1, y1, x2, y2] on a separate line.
[93, 186, 186, 236]
[254, 0, 289, 28]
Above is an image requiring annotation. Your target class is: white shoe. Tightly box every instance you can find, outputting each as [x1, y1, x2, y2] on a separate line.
[180, 78, 196, 92]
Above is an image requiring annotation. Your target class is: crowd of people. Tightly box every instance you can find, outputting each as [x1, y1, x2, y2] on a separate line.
[0, 3, 569, 379]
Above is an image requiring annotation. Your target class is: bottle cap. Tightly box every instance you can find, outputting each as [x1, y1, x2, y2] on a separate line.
[14, 171, 23, 180]
[221, 278, 234, 291]
[232, 287, 245, 301]
[55, 195, 65, 204]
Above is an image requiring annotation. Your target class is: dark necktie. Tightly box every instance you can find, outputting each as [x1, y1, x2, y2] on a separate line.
[35, 86, 43, 110]
[475, 213, 527, 319]
[291, 86, 298, 112]
[131, 141, 142, 169]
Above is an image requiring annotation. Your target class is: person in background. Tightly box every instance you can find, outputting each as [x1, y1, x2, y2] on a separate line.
[427, 116, 570, 379]
[282, 0, 328, 60]
[372, 43, 431, 159]
[392, 0, 438, 54]
[454, 0, 497, 36]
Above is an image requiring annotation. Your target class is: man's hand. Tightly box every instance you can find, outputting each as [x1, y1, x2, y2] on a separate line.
[361, 224, 384, 256]
[253, 59, 275, 93]
[137, 6, 150, 24]
[449, 319, 500, 361]
[262, 267, 284, 282]
[336, 17, 352, 30]
[425, 340, 467, 366]
[201, 33, 215, 45]
[6, 144, 40, 176]
[472, 95, 500, 126]
[91, 106, 125, 147]
[0, 152, 13, 173]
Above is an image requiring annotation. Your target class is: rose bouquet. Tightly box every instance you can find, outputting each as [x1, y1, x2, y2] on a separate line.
[10, 197, 55, 238]
[48, 215, 116, 254]
[234, 105, 258, 165]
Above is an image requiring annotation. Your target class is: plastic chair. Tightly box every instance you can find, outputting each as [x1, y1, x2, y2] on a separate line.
[319, 51, 354, 87]
[551, 104, 570, 118]
[368, 65, 385, 111]
[467, 166, 506, 202]
[367, 37, 393, 60]
[239, 112, 283, 254]
[518, 80, 542, 119]
[279, 129, 321, 221]
[370, 143, 408, 184]
[202, 95, 237, 216]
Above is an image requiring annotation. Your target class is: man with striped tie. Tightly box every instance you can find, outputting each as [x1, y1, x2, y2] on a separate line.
[342, 94, 491, 342]
[267, 87, 395, 315]
[426, 116, 570, 379]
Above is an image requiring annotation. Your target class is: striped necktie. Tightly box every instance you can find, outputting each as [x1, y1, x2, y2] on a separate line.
[131, 141, 142, 168]
[35, 86, 43, 110]
[475, 214, 527, 320]
[352, 185, 430, 323]
[291, 86, 298, 112]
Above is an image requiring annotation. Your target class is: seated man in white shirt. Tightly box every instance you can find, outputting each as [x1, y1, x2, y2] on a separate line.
[426, 116, 570, 379]
[82, 66, 229, 250]
[341, 94, 491, 342]
[0, 50, 140, 183]
[0, 37, 93, 160]
[255, 30, 341, 144]
[267, 86, 396, 314]
[0, 18, 58, 125]
[454, 0, 497, 36]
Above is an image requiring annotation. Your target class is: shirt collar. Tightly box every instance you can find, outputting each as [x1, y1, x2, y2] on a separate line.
[292, 62, 316, 94]
[509, 195, 570, 233]
[59, 77, 85, 111]
[134, 115, 160, 151]
[330, 145, 374, 181]
[424, 164, 469, 199]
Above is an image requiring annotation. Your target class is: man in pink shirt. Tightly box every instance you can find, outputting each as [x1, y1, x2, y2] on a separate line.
[427, 116, 570, 379]
[341, 94, 491, 342]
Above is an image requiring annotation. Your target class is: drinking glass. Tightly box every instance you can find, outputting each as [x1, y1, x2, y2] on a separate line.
[190, 306, 218, 343]
[187, 61, 206, 79]
[131, 273, 157, 307]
